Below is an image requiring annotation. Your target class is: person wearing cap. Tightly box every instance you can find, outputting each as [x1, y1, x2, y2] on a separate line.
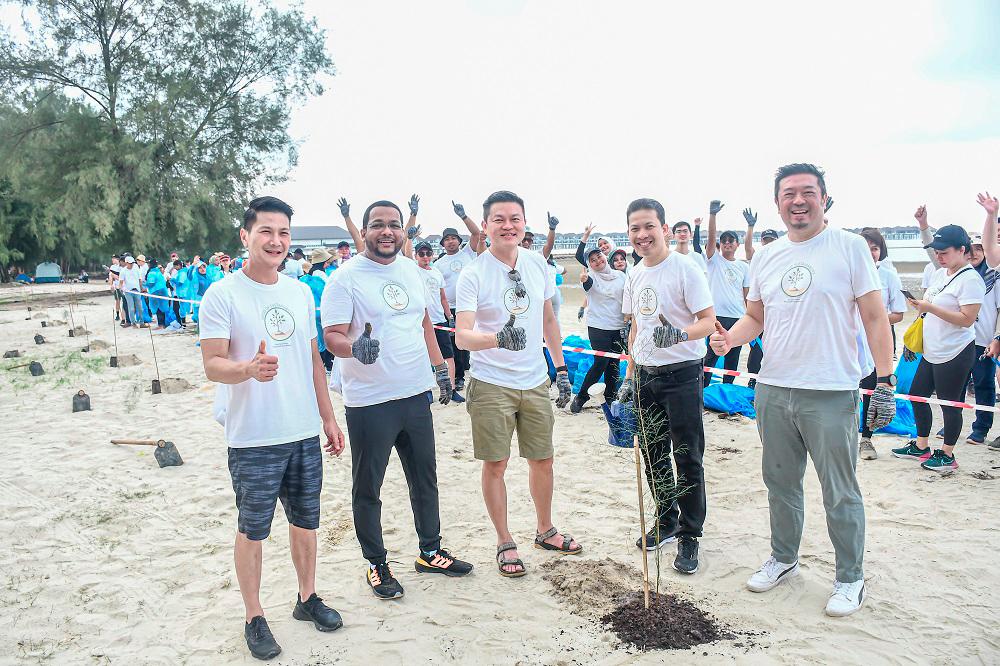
[894, 224, 983, 472]
[703, 199, 750, 387]
[957, 227, 999, 445]
[220, 254, 234, 274]
[574, 223, 617, 321]
[433, 199, 485, 391]
[742, 211, 770, 385]
[335, 241, 353, 267]
[108, 255, 127, 324]
[300, 247, 335, 370]
[407, 239, 463, 403]
[119, 255, 145, 328]
[281, 250, 304, 279]
[975, 193, 1000, 451]
[305, 248, 334, 283]
[711, 163, 896, 617]
[520, 215, 563, 318]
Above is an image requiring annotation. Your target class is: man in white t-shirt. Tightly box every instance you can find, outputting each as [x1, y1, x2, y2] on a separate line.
[198, 196, 346, 661]
[963, 232, 1000, 444]
[455, 190, 579, 579]
[617, 198, 716, 574]
[435, 200, 485, 392]
[704, 199, 751, 386]
[108, 255, 126, 323]
[710, 163, 896, 618]
[671, 219, 708, 274]
[411, 240, 463, 404]
[119, 255, 145, 328]
[321, 200, 472, 601]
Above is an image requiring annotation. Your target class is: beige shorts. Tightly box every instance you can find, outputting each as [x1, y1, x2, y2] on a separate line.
[466, 377, 555, 462]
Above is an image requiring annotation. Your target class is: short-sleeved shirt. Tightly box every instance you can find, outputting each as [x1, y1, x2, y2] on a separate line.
[923, 266, 985, 363]
[584, 270, 626, 330]
[281, 261, 304, 280]
[747, 226, 881, 390]
[418, 265, 448, 324]
[434, 244, 477, 308]
[706, 252, 751, 319]
[320, 255, 434, 407]
[198, 270, 320, 448]
[120, 265, 142, 292]
[973, 265, 1000, 346]
[456, 247, 554, 390]
[622, 252, 713, 366]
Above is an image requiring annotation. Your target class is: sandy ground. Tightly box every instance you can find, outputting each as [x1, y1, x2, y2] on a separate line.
[1, 278, 999, 665]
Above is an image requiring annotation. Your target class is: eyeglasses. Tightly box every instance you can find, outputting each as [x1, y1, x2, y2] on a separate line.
[416, 250, 433, 257]
[508, 269, 527, 298]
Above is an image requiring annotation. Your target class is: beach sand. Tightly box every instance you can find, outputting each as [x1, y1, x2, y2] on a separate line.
[1, 280, 998, 665]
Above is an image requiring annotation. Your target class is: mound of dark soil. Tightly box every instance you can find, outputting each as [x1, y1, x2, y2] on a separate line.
[601, 590, 734, 651]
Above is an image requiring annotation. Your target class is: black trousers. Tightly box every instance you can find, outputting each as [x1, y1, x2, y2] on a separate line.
[577, 326, 623, 403]
[704, 316, 741, 386]
[635, 362, 707, 538]
[859, 369, 878, 438]
[747, 334, 763, 375]
[344, 392, 442, 563]
[450, 307, 470, 381]
[911, 342, 976, 447]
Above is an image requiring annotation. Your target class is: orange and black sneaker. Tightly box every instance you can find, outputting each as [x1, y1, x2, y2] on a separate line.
[367, 563, 404, 600]
[414, 548, 473, 577]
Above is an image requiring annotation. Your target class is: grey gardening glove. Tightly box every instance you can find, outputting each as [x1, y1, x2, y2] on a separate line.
[742, 208, 757, 227]
[652, 314, 688, 348]
[555, 370, 572, 408]
[825, 197, 835, 213]
[433, 363, 452, 405]
[710, 199, 725, 215]
[452, 200, 466, 219]
[337, 197, 350, 218]
[577, 306, 585, 321]
[409, 193, 420, 216]
[902, 347, 917, 362]
[616, 378, 634, 404]
[495, 314, 527, 351]
[351, 322, 380, 364]
[448, 315, 456, 329]
[547, 211, 560, 230]
[407, 224, 422, 240]
[866, 383, 896, 432]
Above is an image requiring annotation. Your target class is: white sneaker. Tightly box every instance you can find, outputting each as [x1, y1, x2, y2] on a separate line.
[746, 557, 799, 592]
[825, 579, 865, 617]
[859, 438, 878, 460]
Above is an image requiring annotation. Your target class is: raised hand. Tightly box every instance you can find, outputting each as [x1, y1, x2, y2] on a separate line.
[246, 340, 278, 382]
[351, 322, 380, 364]
[866, 384, 896, 432]
[577, 306, 585, 321]
[407, 224, 422, 240]
[582, 222, 595, 241]
[337, 197, 350, 218]
[452, 200, 466, 219]
[914, 205, 928, 229]
[652, 314, 687, 348]
[902, 347, 917, 363]
[709, 321, 731, 356]
[742, 208, 757, 227]
[824, 197, 835, 213]
[433, 363, 452, 405]
[977, 192, 999, 218]
[555, 370, 572, 408]
[709, 200, 725, 215]
[495, 314, 527, 351]
[409, 193, 420, 216]
[547, 212, 560, 230]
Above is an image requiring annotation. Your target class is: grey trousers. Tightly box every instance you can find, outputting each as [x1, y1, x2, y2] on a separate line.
[755, 384, 865, 582]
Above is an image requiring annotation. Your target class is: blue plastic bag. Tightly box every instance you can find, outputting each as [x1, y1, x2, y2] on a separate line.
[703, 383, 757, 418]
[605, 401, 636, 447]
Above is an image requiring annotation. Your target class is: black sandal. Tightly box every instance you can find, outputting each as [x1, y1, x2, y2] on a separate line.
[496, 541, 527, 578]
[534, 527, 583, 555]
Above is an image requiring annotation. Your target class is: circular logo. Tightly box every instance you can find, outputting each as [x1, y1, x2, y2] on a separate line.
[263, 305, 296, 341]
[503, 288, 529, 315]
[450, 260, 463, 273]
[725, 267, 739, 285]
[637, 287, 658, 316]
[781, 264, 813, 297]
[382, 282, 410, 311]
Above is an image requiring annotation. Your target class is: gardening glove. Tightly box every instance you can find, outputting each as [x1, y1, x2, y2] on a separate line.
[547, 212, 560, 230]
[452, 200, 466, 219]
[710, 199, 725, 215]
[336, 197, 350, 217]
[825, 197, 835, 213]
[448, 315, 456, 329]
[577, 306, 585, 321]
[351, 322, 380, 364]
[742, 208, 757, 227]
[902, 347, 916, 362]
[616, 379, 634, 404]
[433, 363, 452, 405]
[407, 224, 422, 240]
[652, 314, 688, 348]
[866, 383, 896, 432]
[409, 193, 420, 216]
[495, 314, 527, 351]
[554, 370, 572, 408]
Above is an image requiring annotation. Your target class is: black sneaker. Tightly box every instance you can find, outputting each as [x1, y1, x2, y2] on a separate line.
[292, 593, 343, 632]
[673, 536, 699, 574]
[367, 563, 404, 600]
[569, 395, 586, 414]
[244, 616, 281, 660]
[635, 525, 678, 551]
[450, 391, 465, 404]
[414, 548, 474, 577]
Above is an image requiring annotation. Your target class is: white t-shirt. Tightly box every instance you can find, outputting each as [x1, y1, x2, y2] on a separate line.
[120, 265, 142, 292]
[921, 262, 937, 290]
[707, 252, 750, 319]
[320, 255, 434, 407]
[747, 226, 881, 390]
[138, 264, 149, 280]
[282, 261, 303, 280]
[675, 248, 708, 275]
[859, 261, 908, 372]
[973, 268, 999, 346]
[923, 266, 984, 363]
[418, 264, 448, 324]
[622, 252, 713, 366]
[434, 244, 478, 308]
[584, 270, 626, 330]
[198, 270, 320, 448]
[455, 247, 554, 390]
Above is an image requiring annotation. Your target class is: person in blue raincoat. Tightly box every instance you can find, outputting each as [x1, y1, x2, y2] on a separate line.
[143, 259, 175, 328]
[300, 248, 334, 371]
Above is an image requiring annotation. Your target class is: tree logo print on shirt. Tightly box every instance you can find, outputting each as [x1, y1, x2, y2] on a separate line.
[263, 305, 296, 342]
[637, 287, 658, 316]
[781, 263, 813, 297]
[503, 288, 530, 315]
[725, 267, 740, 285]
[450, 259, 464, 273]
[381, 281, 410, 311]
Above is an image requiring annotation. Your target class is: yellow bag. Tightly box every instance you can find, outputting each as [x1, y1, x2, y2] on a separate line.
[903, 314, 925, 354]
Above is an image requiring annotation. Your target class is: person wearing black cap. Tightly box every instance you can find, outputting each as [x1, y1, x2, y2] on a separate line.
[893, 224, 984, 473]
[743, 220, 776, 383]
[434, 200, 485, 391]
[410, 238, 464, 404]
[703, 199, 750, 387]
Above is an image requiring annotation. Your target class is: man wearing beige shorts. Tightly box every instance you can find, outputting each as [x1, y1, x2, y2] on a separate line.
[455, 190, 579, 578]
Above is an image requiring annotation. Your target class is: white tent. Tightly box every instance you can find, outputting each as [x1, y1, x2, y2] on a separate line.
[34, 262, 62, 284]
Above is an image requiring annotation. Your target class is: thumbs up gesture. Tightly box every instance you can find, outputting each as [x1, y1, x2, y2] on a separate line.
[351, 322, 381, 364]
[495, 314, 527, 351]
[709, 321, 731, 356]
[652, 314, 688, 348]
[247, 340, 279, 382]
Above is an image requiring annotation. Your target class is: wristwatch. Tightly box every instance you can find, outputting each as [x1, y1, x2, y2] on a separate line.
[876, 374, 897, 387]
[555, 365, 568, 373]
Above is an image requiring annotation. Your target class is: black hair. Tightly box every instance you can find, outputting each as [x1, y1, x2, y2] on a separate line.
[243, 195, 294, 230]
[774, 163, 827, 200]
[671, 220, 691, 233]
[626, 198, 666, 225]
[361, 200, 403, 228]
[482, 190, 525, 220]
[859, 227, 888, 262]
[172, 260, 183, 267]
[293, 248, 304, 256]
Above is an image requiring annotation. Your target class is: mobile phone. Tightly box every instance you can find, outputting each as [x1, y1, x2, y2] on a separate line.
[901, 289, 916, 300]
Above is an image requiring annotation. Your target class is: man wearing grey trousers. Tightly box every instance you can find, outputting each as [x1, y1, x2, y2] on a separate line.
[710, 163, 896, 617]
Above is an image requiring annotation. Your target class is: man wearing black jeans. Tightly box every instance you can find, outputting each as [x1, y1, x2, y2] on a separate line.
[703, 199, 750, 386]
[618, 198, 716, 574]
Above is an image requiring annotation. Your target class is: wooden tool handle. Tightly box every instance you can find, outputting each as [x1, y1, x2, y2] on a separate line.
[111, 439, 161, 446]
